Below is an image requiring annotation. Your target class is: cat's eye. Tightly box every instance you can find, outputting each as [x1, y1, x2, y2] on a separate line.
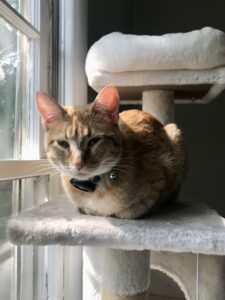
[57, 140, 70, 149]
[88, 137, 100, 147]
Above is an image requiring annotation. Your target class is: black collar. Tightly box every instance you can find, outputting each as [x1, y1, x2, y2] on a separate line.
[70, 170, 117, 192]
[70, 175, 101, 192]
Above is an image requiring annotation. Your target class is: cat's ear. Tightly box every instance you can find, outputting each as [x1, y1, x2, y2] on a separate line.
[92, 85, 120, 124]
[36, 92, 65, 129]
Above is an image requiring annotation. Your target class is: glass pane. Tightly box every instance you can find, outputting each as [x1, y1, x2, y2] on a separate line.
[0, 17, 29, 159]
[6, 0, 19, 11]
[5, 0, 38, 28]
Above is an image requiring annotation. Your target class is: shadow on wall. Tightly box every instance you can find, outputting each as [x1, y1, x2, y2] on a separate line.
[176, 90, 225, 217]
[148, 269, 185, 299]
[88, 0, 225, 46]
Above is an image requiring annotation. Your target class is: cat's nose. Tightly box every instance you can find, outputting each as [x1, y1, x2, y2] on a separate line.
[73, 160, 84, 171]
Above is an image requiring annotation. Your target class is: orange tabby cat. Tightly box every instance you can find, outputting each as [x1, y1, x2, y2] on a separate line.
[36, 85, 187, 219]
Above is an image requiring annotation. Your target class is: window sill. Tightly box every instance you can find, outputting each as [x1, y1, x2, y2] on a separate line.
[0, 159, 52, 181]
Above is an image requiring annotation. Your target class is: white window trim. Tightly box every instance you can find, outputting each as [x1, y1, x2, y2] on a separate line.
[59, 0, 87, 106]
[0, 0, 39, 39]
[58, 1, 87, 300]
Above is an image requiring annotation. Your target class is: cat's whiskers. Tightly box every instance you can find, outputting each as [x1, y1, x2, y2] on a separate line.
[31, 162, 56, 169]
[30, 160, 62, 175]
[48, 170, 60, 177]
[30, 165, 58, 174]
[61, 166, 73, 171]
[36, 160, 56, 165]
[39, 162, 61, 173]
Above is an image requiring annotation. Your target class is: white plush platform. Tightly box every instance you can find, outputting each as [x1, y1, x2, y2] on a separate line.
[7, 198, 225, 255]
[85, 27, 225, 103]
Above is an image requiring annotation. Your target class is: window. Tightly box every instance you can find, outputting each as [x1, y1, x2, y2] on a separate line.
[0, 0, 87, 299]
[0, 0, 54, 299]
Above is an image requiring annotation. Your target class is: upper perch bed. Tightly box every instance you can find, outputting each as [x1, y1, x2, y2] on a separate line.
[85, 27, 225, 103]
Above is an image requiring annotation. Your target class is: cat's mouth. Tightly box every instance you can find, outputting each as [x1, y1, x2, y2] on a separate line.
[66, 169, 102, 180]
[53, 157, 120, 180]
[70, 171, 92, 180]
[56, 165, 98, 180]
[61, 164, 116, 180]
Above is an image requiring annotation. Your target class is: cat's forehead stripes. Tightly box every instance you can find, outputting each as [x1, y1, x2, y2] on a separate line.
[65, 115, 89, 140]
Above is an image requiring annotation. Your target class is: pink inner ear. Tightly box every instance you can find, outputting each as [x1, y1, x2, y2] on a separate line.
[93, 85, 120, 123]
[36, 92, 64, 128]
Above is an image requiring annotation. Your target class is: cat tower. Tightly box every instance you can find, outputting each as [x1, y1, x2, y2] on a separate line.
[7, 27, 225, 300]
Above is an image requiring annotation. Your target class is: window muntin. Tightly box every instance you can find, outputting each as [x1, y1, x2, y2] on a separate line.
[0, 182, 14, 300]
[5, 0, 39, 28]
[0, 181, 12, 239]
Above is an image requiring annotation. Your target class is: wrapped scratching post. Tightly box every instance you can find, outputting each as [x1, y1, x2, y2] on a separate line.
[83, 247, 150, 300]
[102, 249, 150, 300]
[142, 90, 175, 124]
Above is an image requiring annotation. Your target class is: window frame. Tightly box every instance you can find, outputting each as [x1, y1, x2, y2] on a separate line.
[0, 0, 51, 176]
[0, 1, 88, 299]
[0, 1, 54, 300]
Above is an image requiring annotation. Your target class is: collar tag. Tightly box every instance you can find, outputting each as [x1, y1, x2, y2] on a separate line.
[108, 170, 117, 180]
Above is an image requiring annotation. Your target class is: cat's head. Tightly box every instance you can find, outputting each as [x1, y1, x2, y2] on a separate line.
[36, 85, 122, 180]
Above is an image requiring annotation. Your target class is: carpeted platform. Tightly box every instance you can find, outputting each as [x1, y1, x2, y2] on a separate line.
[7, 198, 225, 255]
